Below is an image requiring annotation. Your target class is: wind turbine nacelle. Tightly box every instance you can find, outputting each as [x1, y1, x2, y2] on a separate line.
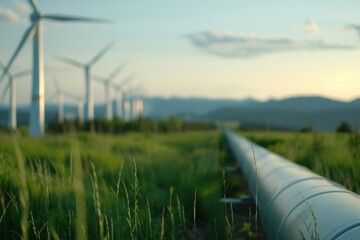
[30, 13, 41, 22]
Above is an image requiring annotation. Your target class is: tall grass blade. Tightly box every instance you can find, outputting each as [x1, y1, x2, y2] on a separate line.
[90, 161, 104, 239]
[70, 132, 87, 239]
[12, 135, 29, 240]
[146, 198, 153, 240]
[161, 206, 165, 240]
[193, 188, 197, 236]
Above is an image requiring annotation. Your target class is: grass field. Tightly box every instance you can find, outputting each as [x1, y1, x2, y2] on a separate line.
[0, 130, 242, 239]
[2, 128, 358, 239]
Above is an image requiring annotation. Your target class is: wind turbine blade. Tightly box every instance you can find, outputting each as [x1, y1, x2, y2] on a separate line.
[89, 41, 115, 65]
[118, 74, 136, 88]
[0, 61, 5, 70]
[46, 91, 57, 102]
[0, 61, 11, 85]
[67, 93, 77, 99]
[53, 77, 60, 90]
[13, 69, 32, 78]
[93, 75, 106, 84]
[0, 23, 36, 82]
[43, 14, 114, 23]
[63, 90, 80, 100]
[108, 63, 126, 81]
[63, 92, 75, 100]
[128, 83, 143, 96]
[54, 55, 84, 68]
[0, 81, 10, 105]
[0, 61, 7, 81]
[133, 85, 144, 95]
[28, 0, 41, 14]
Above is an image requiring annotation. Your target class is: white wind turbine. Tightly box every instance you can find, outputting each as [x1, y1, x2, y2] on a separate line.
[62, 91, 84, 124]
[133, 91, 145, 119]
[112, 75, 135, 119]
[55, 42, 115, 122]
[93, 63, 126, 120]
[47, 77, 65, 123]
[0, 61, 31, 129]
[0, 0, 111, 136]
[48, 81, 84, 124]
[123, 84, 143, 120]
[130, 86, 145, 119]
[121, 90, 129, 120]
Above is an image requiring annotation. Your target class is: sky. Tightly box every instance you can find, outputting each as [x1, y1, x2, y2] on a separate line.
[1, 0, 360, 105]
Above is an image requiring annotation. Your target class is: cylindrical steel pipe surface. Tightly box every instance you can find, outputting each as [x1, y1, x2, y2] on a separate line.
[224, 129, 360, 240]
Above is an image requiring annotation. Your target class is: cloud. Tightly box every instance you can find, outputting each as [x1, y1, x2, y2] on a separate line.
[14, 1, 31, 13]
[0, 7, 20, 22]
[346, 24, 360, 37]
[186, 30, 355, 58]
[304, 20, 319, 34]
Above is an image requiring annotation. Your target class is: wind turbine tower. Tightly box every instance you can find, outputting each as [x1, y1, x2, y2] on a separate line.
[128, 85, 144, 120]
[0, 0, 111, 136]
[93, 63, 126, 120]
[48, 84, 84, 124]
[0, 62, 31, 129]
[56, 42, 115, 122]
[134, 95, 144, 118]
[48, 77, 65, 123]
[121, 91, 129, 120]
[62, 90, 84, 124]
[112, 74, 134, 119]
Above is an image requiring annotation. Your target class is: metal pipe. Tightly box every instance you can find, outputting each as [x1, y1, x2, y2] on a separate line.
[224, 129, 360, 240]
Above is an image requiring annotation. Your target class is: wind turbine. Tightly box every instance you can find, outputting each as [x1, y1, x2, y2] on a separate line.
[0, 0, 111, 136]
[55, 42, 115, 122]
[62, 91, 84, 124]
[0, 61, 31, 129]
[112, 75, 135, 119]
[121, 90, 130, 120]
[93, 63, 126, 120]
[133, 91, 145, 118]
[123, 84, 143, 120]
[130, 86, 145, 119]
[47, 77, 64, 123]
[47, 80, 84, 124]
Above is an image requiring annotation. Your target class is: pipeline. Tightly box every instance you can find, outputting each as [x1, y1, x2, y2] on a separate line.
[224, 129, 360, 240]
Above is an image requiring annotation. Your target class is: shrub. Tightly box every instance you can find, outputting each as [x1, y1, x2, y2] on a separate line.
[336, 121, 352, 133]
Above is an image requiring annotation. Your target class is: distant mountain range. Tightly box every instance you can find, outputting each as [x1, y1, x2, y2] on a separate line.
[201, 96, 360, 131]
[1, 95, 360, 132]
[144, 96, 258, 118]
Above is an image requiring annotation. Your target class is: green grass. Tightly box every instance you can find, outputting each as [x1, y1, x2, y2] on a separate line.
[7, 128, 348, 239]
[0, 131, 230, 239]
[241, 131, 360, 193]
